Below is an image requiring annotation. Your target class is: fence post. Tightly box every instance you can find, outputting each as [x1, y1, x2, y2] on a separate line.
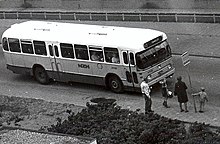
[156, 13, 159, 22]
[16, 12, 19, 20]
[44, 12, 46, 19]
[194, 14, 196, 23]
[73, 13, 76, 20]
[90, 13, 92, 20]
[59, 12, 61, 20]
[213, 14, 216, 23]
[30, 12, 32, 19]
[122, 13, 124, 21]
[139, 13, 142, 21]
[3, 12, 5, 19]
[175, 13, 178, 22]
[106, 13, 108, 21]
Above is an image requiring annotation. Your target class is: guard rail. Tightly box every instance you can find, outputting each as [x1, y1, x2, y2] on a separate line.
[0, 10, 220, 23]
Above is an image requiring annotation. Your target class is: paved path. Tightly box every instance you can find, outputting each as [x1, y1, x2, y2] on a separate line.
[117, 94, 220, 127]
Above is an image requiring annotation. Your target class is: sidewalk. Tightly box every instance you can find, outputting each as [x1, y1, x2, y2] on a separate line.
[117, 92, 220, 127]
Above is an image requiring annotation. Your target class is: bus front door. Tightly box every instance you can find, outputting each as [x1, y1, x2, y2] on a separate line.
[122, 51, 139, 90]
[47, 42, 62, 81]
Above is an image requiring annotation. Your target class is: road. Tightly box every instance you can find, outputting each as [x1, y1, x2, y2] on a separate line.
[0, 20, 220, 109]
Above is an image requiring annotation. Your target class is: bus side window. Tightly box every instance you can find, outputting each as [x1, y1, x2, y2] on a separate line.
[21, 40, 34, 54]
[60, 43, 74, 59]
[130, 52, 135, 65]
[123, 52, 128, 64]
[33, 40, 47, 56]
[54, 45, 59, 57]
[49, 45, 53, 56]
[74, 44, 89, 60]
[2, 37, 9, 51]
[89, 47, 103, 62]
[8, 38, 21, 53]
[104, 47, 120, 64]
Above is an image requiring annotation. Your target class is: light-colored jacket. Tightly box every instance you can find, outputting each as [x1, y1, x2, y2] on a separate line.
[193, 91, 208, 102]
[140, 81, 151, 98]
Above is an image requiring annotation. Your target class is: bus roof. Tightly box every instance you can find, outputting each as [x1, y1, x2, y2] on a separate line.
[2, 21, 167, 52]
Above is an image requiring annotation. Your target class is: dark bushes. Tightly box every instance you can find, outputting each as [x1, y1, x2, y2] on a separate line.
[47, 98, 220, 144]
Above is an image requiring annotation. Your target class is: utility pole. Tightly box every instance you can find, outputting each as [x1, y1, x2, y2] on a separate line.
[181, 51, 197, 113]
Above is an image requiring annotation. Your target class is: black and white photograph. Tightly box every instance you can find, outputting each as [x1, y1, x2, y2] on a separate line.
[0, 0, 220, 143]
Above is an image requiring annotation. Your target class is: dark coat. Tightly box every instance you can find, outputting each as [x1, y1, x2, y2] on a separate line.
[161, 84, 168, 98]
[174, 81, 188, 103]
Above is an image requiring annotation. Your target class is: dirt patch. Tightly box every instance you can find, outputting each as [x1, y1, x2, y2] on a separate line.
[0, 95, 85, 130]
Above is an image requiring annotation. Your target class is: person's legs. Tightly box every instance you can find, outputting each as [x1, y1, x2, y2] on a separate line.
[184, 103, 188, 112]
[163, 97, 170, 108]
[146, 97, 153, 113]
[199, 101, 205, 112]
[179, 103, 184, 112]
[149, 98, 153, 112]
[144, 98, 148, 114]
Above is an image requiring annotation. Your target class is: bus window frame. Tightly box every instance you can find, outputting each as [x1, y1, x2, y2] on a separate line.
[33, 40, 47, 56]
[89, 46, 104, 62]
[54, 45, 59, 57]
[123, 51, 128, 64]
[8, 38, 21, 53]
[21, 40, 34, 54]
[129, 52, 135, 65]
[74, 44, 89, 60]
[104, 47, 120, 64]
[2, 37, 9, 51]
[60, 43, 75, 59]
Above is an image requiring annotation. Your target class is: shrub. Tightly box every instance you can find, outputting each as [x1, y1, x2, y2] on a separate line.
[47, 98, 220, 144]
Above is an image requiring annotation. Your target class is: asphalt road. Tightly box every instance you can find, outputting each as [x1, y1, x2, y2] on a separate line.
[0, 20, 220, 108]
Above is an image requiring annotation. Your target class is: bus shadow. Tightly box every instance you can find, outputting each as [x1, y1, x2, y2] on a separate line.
[12, 74, 36, 84]
[11, 75, 175, 98]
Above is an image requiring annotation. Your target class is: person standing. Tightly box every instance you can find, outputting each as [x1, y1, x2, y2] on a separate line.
[192, 87, 208, 113]
[174, 76, 189, 112]
[140, 78, 153, 114]
[161, 78, 170, 108]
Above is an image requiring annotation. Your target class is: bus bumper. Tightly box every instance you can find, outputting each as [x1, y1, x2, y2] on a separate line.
[148, 68, 175, 86]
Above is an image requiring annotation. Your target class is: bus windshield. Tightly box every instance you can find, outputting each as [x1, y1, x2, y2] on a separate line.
[136, 41, 171, 69]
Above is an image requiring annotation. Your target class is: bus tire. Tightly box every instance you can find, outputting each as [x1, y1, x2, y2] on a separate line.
[108, 76, 123, 93]
[34, 66, 49, 84]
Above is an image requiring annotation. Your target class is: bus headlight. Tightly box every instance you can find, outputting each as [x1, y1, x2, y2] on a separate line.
[168, 64, 172, 69]
[147, 75, 152, 80]
[158, 65, 161, 69]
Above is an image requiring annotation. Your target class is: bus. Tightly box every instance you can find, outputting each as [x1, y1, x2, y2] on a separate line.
[1, 21, 175, 93]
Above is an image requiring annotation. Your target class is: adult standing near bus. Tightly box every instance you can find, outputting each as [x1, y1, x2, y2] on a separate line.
[174, 76, 189, 112]
[140, 78, 153, 114]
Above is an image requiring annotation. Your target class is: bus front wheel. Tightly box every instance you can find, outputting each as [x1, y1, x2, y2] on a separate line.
[108, 76, 123, 93]
[34, 66, 49, 84]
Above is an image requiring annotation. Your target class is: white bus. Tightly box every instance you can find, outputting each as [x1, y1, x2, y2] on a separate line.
[1, 21, 175, 93]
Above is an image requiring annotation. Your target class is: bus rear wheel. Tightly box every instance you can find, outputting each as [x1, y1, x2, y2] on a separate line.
[108, 76, 123, 93]
[34, 66, 49, 84]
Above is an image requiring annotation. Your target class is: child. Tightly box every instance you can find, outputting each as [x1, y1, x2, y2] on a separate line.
[192, 87, 208, 113]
